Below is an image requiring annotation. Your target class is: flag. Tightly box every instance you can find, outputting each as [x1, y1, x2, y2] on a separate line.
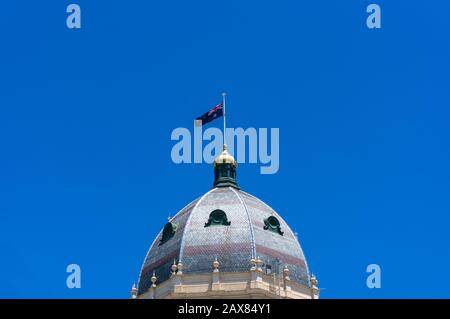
[195, 102, 224, 126]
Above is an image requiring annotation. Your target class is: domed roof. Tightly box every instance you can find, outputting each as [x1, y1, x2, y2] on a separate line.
[137, 186, 310, 295]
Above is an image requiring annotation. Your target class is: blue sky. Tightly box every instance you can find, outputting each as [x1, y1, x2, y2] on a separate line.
[1, 1, 449, 298]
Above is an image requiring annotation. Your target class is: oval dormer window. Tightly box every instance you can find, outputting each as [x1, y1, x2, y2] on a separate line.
[204, 209, 231, 227]
[159, 222, 177, 245]
[263, 216, 284, 235]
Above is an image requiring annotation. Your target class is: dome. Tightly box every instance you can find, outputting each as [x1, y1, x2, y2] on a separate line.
[137, 186, 310, 295]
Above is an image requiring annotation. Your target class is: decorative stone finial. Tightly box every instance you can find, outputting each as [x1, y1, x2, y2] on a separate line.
[130, 283, 138, 299]
[213, 257, 220, 272]
[310, 273, 318, 287]
[255, 256, 263, 272]
[151, 271, 157, 287]
[177, 262, 183, 275]
[283, 266, 290, 280]
[171, 259, 178, 275]
[250, 258, 257, 271]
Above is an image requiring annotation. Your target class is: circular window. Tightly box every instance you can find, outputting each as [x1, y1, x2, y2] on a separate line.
[263, 216, 284, 235]
[267, 216, 280, 228]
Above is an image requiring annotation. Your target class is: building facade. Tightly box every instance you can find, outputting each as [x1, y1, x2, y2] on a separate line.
[131, 145, 319, 299]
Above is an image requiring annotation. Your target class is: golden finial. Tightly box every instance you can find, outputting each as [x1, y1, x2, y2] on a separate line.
[214, 144, 237, 167]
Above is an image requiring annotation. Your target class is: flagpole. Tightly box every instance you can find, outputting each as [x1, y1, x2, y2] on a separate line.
[222, 92, 227, 148]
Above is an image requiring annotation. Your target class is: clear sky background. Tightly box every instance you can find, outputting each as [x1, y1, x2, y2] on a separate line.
[1, 1, 449, 298]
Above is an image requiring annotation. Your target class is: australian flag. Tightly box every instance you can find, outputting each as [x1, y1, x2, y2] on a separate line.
[195, 102, 224, 126]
